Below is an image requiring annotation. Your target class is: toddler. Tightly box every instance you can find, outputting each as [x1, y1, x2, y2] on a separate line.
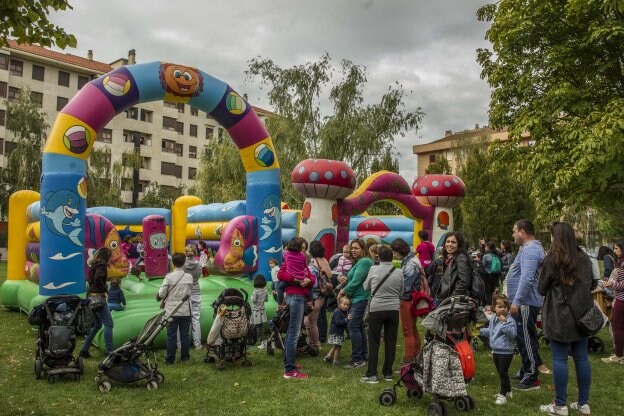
[107, 278, 126, 311]
[323, 296, 351, 365]
[269, 257, 279, 301]
[198, 240, 211, 277]
[250, 274, 269, 345]
[277, 237, 310, 303]
[480, 294, 517, 405]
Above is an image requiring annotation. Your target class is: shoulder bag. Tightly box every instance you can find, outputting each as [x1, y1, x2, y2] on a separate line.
[562, 289, 605, 336]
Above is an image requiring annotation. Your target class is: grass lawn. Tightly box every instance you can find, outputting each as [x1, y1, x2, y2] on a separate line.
[0, 262, 620, 416]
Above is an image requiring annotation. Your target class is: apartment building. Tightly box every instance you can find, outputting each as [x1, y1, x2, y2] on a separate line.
[0, 41, 272, 206]
[412, 125, 532, 177]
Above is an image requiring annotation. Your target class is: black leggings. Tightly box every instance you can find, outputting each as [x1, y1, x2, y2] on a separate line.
[483, 273, 500, 305]
[366, 310, 399, 378]
[493, 353, 513, 395]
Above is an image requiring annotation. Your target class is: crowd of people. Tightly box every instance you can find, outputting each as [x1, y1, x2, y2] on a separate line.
[78, 218, 623, 415]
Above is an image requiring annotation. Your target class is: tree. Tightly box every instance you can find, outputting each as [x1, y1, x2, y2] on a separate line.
[86, 146, 125, 208]
[455, 138, 535, 247]
[425, 155, 452, 175]
[195, 54, 424, 208]
[137, 182, 185, 209]
[1, 86, 48, 217]
[0, 0, 76, 49]
[477, 0, 624, 222]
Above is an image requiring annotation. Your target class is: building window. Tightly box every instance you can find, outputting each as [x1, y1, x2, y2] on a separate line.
[0, 138, 3, 154]
[190, 124, 197, 137]
[0, 81, 6, 98]
[58, 71, 70, 87]
[206, 127, 214, 139]
[140, 109, 153, 123]
[100, 128, 113, 144]
[176, 121, 184, 134]
[9, 59, 23, 76]
[30, 91, 43, 108]
[5, 140, 17, 155]
[189, 146, 197, 159]
[32, 65, 45, 81]
[0, 54, 8, 70]
[8, 86, 21, 102]
[177, 103, 185, 113]
[429, 154, 436, 163]
[77, 75, 89, 90]
[126, 107, 139, 120]
[190, 106, 198, 116]
[123, 130, 151, 146]
[0, 110, 5, 127]
[164, 100, 178, 109]
[163, 116, 177, 131]
[161, 162, 182, 178]
[56, 96, 68, 111]
[188, 167, 197, 180]
[162, 139, 176, 154]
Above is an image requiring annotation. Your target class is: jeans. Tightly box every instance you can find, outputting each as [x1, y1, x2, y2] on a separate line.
[550, 337, 591, 406]
[166, 316, 191, 363]
[284, 294, 305, 373]
[367, 310, 399, 377]
[81, 304, 113, 354]
[399, 300, 421, 361]
[108, 302, 124, 312]
[348, 300, 368, 363]
[514, 304, 543, 384]
[493, 353, 513, 395]
[190, 294, 202, 347]
[317, 297, 328, 343]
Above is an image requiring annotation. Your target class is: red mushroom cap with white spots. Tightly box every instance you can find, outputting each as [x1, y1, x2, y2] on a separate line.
[291, 159, 357, 199]
[412, 174, 466, 208]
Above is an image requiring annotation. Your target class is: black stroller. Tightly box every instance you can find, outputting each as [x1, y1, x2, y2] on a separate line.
[265, 303, 315, 357]
[28, 295, 85, 383]
[204, 288, 253, 370]
[380, 295, 479, 415]
[95, 295, 189, 392]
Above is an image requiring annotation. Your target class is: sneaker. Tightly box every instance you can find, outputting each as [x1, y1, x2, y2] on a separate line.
[283, 371, 308, 379]
[322, 356, 332, 364]
[495, 394, 507, 405]
[257, 341, 267, 350]
[343, 361, 366, 369]
[514, 380, 541, 391]
[78, 350, 91, 359]
[539, 402, 569, 415]
[569, 402, 591, 415]
[359, 375, 379, 384]
[383, 374, 393, 381]
[601, 354, 624, 364]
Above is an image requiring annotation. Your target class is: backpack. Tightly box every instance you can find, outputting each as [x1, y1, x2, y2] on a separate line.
[486, 253, 502, 274]
[470, 263, 486, 304]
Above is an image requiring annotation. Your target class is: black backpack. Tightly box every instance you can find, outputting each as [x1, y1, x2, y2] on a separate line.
[469, 261, 486, 304]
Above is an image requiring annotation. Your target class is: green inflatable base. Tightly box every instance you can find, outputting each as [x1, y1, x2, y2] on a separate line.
[0, 275, 278, 350]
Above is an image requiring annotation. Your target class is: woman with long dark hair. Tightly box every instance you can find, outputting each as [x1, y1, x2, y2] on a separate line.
[306, 240, 333, 354]
[436, 231, 472, 301]
[602, 239, 624, 365]
[538, 222, 593, 415]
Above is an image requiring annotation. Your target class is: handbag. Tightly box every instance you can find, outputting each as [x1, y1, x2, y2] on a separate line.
[314, 259, 334, 298]
[89, 294, 106, 311]
[563, 292, 605, 336]
[364, 266, 395, 323]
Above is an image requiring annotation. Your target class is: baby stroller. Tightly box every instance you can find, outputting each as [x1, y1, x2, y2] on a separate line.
[28, 295, 85, 383]
[95, 295, 189, 392]
[265, 303, 316, 357]
[380, 295, 478, 415]
[204, 288, 253, 370]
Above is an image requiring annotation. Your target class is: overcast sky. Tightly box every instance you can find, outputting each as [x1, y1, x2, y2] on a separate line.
[49, 0, 492, 182]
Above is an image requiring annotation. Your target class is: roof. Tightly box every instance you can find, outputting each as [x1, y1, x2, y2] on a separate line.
[6, 40, 113, 73]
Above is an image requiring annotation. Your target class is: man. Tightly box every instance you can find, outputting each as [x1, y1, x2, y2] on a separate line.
[507, 219, 547, 391]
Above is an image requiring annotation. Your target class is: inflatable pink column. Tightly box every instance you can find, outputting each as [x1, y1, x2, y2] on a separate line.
[143, 215, 169, 278]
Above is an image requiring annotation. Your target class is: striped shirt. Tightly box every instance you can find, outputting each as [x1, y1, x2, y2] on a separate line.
[506, 239, 544, 307]
[614, 268, 624, 301]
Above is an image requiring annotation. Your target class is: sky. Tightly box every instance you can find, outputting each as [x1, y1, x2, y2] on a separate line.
[49, 0, 493, 183]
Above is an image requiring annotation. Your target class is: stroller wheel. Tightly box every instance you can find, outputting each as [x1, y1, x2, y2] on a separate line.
[242, 360, 252, 368]
[466, 395, 475, 410]
[155, 372, 165, 384]
[427, 402, 447, 416]
[146, 380, 159, 391]
[588, 336, 604, 353]
[406, 388, 423, 400]
[98, 380, 112, 393]
[379, 388, 397, 406]
[454, 396, 471, 412]
[34, 359, 42, 380]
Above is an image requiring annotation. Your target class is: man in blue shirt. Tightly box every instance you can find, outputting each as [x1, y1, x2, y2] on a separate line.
[507, 219, 546, 391]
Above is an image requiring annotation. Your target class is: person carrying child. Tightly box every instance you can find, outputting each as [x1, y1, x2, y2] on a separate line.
[277, 237, 311, 304]
[323, 296, 351, 366]
[480, 294, 517, 405]
[107, 278, 126, 312]
[251, 274, 269, 345]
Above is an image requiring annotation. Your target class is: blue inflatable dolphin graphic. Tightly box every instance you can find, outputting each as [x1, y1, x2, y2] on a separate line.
[41, 189, 82, 246]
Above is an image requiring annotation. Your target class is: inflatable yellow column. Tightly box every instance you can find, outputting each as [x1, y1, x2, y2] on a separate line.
[171, 196, 202, 254]
[7, 190, 40, 280]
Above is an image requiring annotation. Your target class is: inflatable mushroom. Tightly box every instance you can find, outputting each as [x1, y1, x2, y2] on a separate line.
[291, 159, 356, 257]
[412, 174, 466, 245]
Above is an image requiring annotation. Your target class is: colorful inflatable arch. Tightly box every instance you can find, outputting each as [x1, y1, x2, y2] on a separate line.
[38, 62, 281, 296]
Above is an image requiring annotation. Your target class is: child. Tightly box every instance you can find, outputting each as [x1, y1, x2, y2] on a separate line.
[277, 237, 310, 303]
[323, 296, 351, 365]
[369, 244, 380, 265]
[107, 278, 126, 311]
[121, 235, 132, 259]
[250, 274, 269, 345]
[198, 241, 210, 277]
[480, 294, 517, 405]
[269, 258, 279, 301]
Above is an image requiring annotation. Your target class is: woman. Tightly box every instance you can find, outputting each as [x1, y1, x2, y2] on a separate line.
[360, 245, 404, 383]
[602, 239, 624, 365]
[306, 240, 333, 353]
[80, 247, 114, 358]
[500, 240, 514, 284]
[436, 232, 472, 302]
[390, 238, 423, 363]
[183, 245, 203, 350]
[538, 222, 593, 415]
[482, 241, 502, 305]
[597, 245, 616, 280]
[338, 238, 373, 369]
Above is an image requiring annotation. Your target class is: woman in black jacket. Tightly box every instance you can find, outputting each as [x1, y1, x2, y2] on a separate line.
[537, 222, 593, 416]
[79, 247, 114, 357]
[436, 232, 472, 301]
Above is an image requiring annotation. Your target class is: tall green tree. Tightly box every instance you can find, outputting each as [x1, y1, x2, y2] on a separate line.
[86, 146, 125, 208]
[1, 86, 48, 217]
[425, 155, 452, 175]
[477, 0, 624, 222]
[0, 0, 76, 48]
[137, 182, 185, 209]
[195, 54, 424, 207]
